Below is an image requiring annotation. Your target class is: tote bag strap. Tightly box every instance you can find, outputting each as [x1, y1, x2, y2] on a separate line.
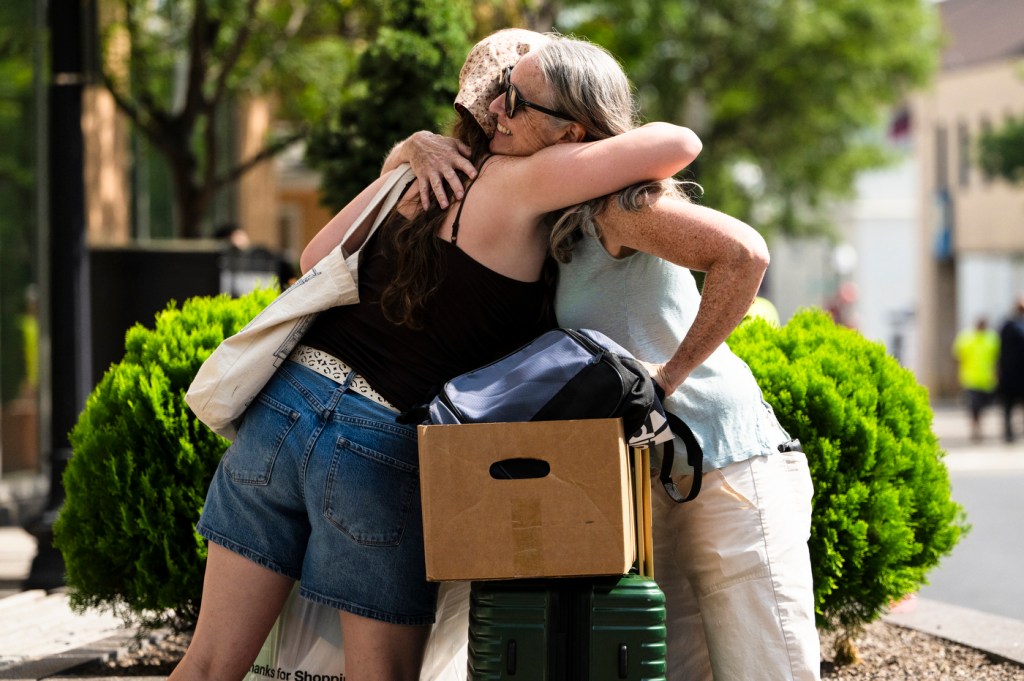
[340, 164, 416, 257]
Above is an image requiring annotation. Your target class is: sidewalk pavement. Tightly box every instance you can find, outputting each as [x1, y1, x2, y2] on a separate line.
[0, 401, 1021, 679]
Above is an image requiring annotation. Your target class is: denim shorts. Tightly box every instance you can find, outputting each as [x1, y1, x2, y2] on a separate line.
[196, 361, 436, 625]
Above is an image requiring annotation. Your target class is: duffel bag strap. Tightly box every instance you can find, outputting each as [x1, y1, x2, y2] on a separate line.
[659, 411, 702, 503]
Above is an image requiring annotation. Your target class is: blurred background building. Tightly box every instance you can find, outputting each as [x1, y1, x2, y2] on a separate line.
[769, 0, 1024, 397]
[912, 0, 1024, 397]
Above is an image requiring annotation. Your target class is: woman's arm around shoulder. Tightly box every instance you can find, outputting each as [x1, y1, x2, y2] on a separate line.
[501, 122, 702, 217]
[596, 195, 769, 393]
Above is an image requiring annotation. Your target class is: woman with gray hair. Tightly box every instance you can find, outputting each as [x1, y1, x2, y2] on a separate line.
[393, 29, 820, 681]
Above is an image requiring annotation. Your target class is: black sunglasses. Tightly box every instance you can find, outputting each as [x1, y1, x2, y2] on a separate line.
[500, 66, 575, 122]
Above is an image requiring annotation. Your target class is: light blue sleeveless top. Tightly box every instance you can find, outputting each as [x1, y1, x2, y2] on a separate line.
[555, 231, 789, 473]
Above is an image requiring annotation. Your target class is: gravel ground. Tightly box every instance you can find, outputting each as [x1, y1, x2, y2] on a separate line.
[819, 621, 1024, 680]
[57, 621, 1024, 679]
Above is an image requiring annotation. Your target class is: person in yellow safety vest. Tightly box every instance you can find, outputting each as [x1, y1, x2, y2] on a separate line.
[952, 316, 1000, 442]
[743, 296, 781, 328]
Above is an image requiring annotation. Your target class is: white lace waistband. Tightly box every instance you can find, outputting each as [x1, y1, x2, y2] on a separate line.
[288, 344, 399, 413]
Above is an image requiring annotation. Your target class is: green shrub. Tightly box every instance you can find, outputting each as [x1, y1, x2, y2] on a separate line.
[53, 288, 276, 631]
[55, 298, 967, 637]
[727, 307, 968, 632]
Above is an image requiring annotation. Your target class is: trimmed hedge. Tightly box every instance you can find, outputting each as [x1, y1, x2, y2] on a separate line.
[727, 307, 967, 631]
[53, 288, 276, 631]
[55, 298, 967, 636]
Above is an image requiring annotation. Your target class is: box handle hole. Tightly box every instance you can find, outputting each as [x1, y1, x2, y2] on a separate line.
[489, 458, 551, 480]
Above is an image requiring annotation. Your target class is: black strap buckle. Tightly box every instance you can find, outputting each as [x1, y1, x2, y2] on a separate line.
[659, 411, 702, 504]
[778, 438, 802, 453]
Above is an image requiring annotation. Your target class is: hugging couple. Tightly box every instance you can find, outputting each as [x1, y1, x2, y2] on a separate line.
[173, 28, 820, 681]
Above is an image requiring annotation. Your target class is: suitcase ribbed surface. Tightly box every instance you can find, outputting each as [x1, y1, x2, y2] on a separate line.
[468, 575, 666, 681]
[588, 577, 666, 680]
[469, 581, 559, 680]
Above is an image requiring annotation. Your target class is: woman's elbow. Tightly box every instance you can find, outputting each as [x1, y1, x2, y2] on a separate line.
[742, 228, 770, 276]
[299, 248, 319, 274]
[717, 220, 769, 280]
[678, 127, 702, 168]
[657, 123, 702, 173]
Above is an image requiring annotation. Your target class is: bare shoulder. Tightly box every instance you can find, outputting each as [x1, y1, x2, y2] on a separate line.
[462, 156, 537, 221]
[442, 156, 550, 280]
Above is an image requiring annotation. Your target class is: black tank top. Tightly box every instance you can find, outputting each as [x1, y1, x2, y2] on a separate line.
[302, 183, 555, 411]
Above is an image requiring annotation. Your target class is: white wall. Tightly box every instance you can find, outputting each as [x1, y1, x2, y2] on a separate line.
[762, 236, 832, 324]
[765, 154, 922, 373]
[848, 157, 920, 373]
[957, 255, 1024, 333]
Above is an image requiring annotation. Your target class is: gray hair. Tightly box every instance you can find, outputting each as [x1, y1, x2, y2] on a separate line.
[533, 36, 685, 263]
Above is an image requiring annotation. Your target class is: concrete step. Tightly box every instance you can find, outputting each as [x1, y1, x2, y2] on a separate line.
[0, 528, 35, 599]
[0, 590, 126, 672]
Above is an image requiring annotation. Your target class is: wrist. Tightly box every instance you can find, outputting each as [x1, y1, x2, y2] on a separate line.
[655, 365, 674, 394]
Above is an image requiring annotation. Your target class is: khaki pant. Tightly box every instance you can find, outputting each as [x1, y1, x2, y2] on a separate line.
[654, 450, 820, 681]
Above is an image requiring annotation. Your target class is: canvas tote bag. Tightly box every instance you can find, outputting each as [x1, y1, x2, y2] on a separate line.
[186, 164, 415, 440]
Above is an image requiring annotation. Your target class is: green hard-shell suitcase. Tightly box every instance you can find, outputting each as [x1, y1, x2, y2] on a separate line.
[468, 573, 667, 680]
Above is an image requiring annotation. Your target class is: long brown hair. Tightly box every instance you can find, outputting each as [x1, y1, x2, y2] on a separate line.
[379, 115, 492, 328]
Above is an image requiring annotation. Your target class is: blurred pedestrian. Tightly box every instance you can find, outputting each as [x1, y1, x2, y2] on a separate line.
[998, 295, 1024, 443]
[213, 222, 253, 250]
[214, 222, 298, 294]
[744, 295, 781, 327]
[952, 316, 999, 442]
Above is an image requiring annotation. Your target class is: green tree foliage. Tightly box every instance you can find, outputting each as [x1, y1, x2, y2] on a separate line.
[558, 0, 940, 237]
[306, 0, 472, 209]
[0, 1, 36, 403]
[53, 288, 276, 631]
[463, 0, 561, 36]
[979, 117, 1024, 183]
[100, 0, 353, 238]
[728, 308, 967, 632]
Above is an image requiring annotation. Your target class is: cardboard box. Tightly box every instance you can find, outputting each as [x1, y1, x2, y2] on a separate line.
[417, 418, 635, 581]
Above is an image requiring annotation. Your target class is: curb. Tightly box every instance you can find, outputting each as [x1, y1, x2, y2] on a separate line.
[0, 629, 170, 681]
[883, 596, 1024, 667]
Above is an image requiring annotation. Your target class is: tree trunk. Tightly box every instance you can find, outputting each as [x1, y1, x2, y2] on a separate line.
[168, 152, 208, 239]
